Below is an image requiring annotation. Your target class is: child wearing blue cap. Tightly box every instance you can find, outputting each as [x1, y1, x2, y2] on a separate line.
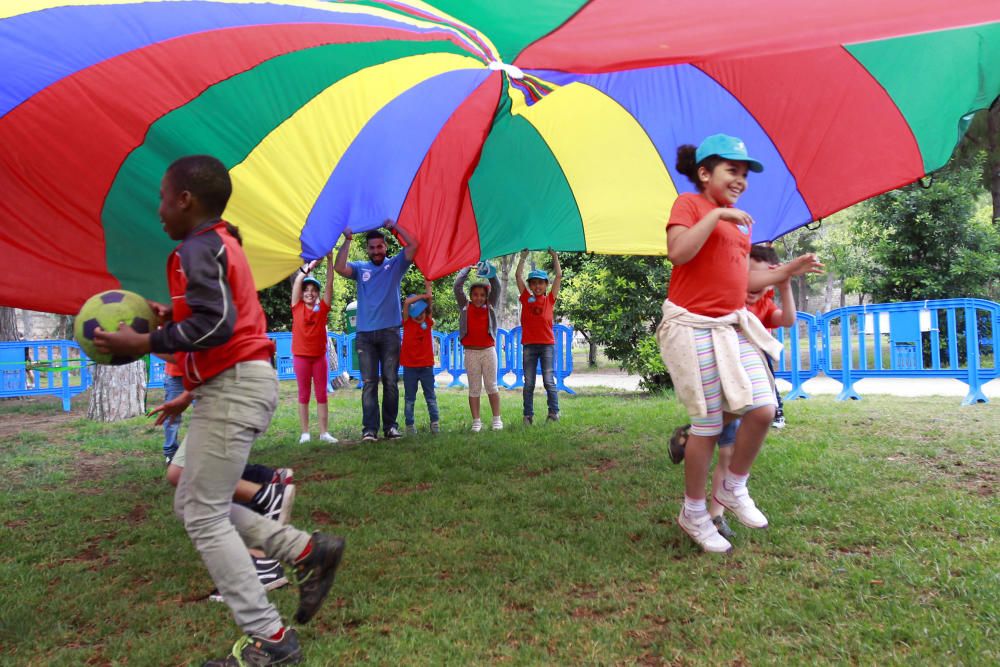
[401, 279, 439, 434]
[455, 264, 503, 432]
[515, 249, 562, 425]
[657, 135, 821, 554]
[291, 252, 337, 445]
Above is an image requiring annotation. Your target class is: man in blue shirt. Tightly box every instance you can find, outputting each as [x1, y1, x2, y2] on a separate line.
[334, 220, 418, 441]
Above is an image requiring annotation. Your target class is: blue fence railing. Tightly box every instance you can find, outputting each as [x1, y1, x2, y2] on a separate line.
[5, 299, 998, 411]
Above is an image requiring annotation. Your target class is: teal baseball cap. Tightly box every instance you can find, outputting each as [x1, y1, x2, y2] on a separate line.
[527, 269, 548, 282]
[409, 298, 428, 318]
[695, 134, 764, 173]
[301, 276, 322, 290]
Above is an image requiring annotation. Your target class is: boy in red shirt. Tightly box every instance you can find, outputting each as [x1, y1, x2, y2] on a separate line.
[94, 155, 344, 666]
[401, 279, 439, 434]
[515, 249, 562, 425]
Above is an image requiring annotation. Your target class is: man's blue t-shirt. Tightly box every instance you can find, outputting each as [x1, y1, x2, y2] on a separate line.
[349, 253, 412, 332]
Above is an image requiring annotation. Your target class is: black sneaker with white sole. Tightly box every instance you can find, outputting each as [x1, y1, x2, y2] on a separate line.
[208, 557, 289, 602]
[250, 483, 296, 525]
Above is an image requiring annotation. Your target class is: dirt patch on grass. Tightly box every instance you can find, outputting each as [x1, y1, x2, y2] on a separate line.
[520, 466, 552, 478]
[301, 470, 352, 483]
[68, 451, 126, 488]
[0, 404, 79, 440]
[588, 458, 619, 474]
[885, 450, 997, 496]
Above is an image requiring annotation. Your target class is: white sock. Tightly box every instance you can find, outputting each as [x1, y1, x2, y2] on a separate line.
[684, 496, 707, 515]
[724, 472, 750, 491]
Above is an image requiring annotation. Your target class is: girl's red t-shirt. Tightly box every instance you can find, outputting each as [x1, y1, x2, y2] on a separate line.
[667, 193, 751, 317]
[748, 291, 780, 330]
[401, 316, 435, 367]
[462, 305, 494, 348]
[291, 300, 331, 357]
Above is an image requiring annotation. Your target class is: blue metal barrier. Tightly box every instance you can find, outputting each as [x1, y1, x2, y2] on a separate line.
[505, 325, 575, 395]
[771, 312, 820, 400]
[818, 299, 999, 405]
[0, 340, 90, 411]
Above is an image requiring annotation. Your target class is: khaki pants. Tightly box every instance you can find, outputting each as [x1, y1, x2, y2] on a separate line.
[465, 347, 498, 397]
[174, 361, 311, 636]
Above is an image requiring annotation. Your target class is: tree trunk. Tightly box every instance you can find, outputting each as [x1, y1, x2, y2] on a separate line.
[824, 273, 834, 312]
[87, 359, 147, 422]
[988, 99, 1000, 225]
[840, 279, 846, 308]
[588, 339, 598, 367]
[0, 306, 19, 341]
[496, 254, 516, 329]
[796, 276, 809, 313]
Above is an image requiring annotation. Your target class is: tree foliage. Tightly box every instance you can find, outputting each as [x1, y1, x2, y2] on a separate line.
[848, 155, 1000, 303]
[558, 254, 672, 390]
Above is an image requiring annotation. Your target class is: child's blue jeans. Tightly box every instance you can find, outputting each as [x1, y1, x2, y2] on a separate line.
[403, 366, 439, 426]
[162, 374, 185, 460]
[522, 343, 558, 417]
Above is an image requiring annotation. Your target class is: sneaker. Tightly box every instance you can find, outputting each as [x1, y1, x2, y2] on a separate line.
[202, 627, 302, 666]
[208, 557, 288, 600]
[256, 483, 296, 525]
[319, 432, 338, 444]
[491, 417, 504, 431]
[669, 424, 689, 465]
[293, 533, 346, 624]
[298, 433, 311, 445]
[546, 412, 559, 423]
[406, 424, 417, 435]
[471, 419, 483, 433]
[677, 508, 732, 554]
[523, 416, 533, 426]
[712, 515, 736, 540]
[254, 556, 289, 591]
[385, 426, 403, 439]
[430, 421, 440, 434]
[713, 484, 769, 529]
[271, 468, 294, 486]
[362, 432, 377, 442]
[772, 410, 786, 429]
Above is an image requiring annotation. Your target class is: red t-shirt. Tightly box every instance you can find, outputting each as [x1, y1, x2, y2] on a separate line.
[165, 361, 182, 377]
[667, 193, 751, 317]
[520, 290, 556, 345]
[291, 300, 331, 357]
[748, 291, 781, 330]
[401, 315, 435, 367]
[462, 305, 494, 348]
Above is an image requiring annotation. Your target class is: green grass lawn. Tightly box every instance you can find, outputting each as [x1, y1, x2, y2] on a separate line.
[1, 386, 997, 665]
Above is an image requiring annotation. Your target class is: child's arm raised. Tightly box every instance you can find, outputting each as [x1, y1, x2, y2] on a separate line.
[667, 208, 753, 265]
[549, 249, 563, 300]
[515, 250, 528, 294]
[323, 251, 334, 305]
[453, 267, 471, 307]
[771, 279, 796, 328]
[424, 278, 433, 302]
[291, 259, 317, 306]
[748, 253, 823, 291]
[333, 230, 354, 278]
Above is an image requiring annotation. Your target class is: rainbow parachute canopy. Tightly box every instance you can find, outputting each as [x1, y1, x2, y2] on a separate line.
[1, 0, 998, 314]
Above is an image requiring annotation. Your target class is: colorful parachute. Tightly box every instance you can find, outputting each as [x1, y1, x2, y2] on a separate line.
[1, 1, 998, 314]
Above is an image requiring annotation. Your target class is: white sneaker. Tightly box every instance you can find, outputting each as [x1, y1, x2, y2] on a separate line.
[491, 417, 503, 431]
[713, 484, 769, 528]
[298, 433, 311, 445]
[471, 419, 483, 433]
[677, 508, 733, 553]
[318, 432, 338, 444]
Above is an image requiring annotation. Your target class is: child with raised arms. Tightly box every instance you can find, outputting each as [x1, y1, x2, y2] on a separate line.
[454, 263, 503, 432]
[658, 135, 821, 553]
[401, 279, 440, 434]
[290, 252, 336, 444]
[515, 249, 562, 425]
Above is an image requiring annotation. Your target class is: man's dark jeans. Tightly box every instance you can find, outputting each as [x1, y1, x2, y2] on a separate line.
[356, 327, 401, 435]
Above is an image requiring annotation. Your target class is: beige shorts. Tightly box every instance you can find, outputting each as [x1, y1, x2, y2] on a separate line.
[465, 347, 498, 397]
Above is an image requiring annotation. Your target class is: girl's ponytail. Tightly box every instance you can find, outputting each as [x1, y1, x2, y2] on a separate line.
[675, 144, 700, 186]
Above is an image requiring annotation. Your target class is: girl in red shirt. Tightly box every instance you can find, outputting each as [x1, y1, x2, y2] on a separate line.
[660, 134, 821, 554]
[291, 253, 336, 445]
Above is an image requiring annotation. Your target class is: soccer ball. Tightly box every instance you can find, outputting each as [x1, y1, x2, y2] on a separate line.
[74, 290, 157, 365]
